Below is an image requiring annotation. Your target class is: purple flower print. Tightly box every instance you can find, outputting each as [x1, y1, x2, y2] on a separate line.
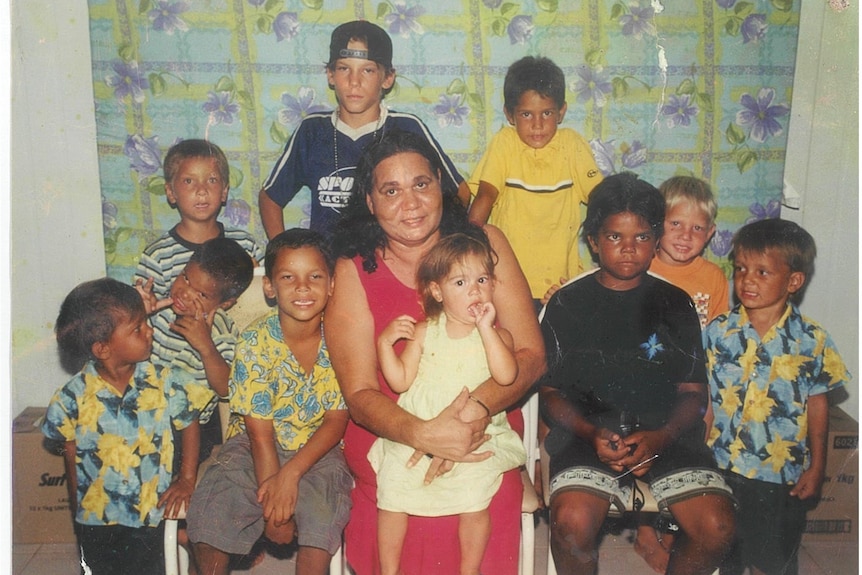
[102, 200, 118, 234]
[507, 15, 534, 45]
[735, 88, 789, 143]
[661, 93, 698, 128]
[741, 14, 768, 44]
[589, 139, 617, 177]
[385, 2, 426, 38]
[715, 0, 736, 8]
[273, 12, 300, 42]
[433, 94, 470, 128]
[224, 199, 252, 228]
[106, 60, 150, 104]
[149, 1, 189, 34]
[203, 91, 240, 125]
[621, 141, 647, 169]
[124, 134, 162, 180]
[573, 66, 612, 107]
[745, 199, 781, 224]
[620, 6, 656, 39]
[278, 87, 330, 127]
[710, 229, 733, 257]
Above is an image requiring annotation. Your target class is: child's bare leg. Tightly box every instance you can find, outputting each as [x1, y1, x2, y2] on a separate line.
[378, 509, 408, 575]
[459, 509, 490, 575]
[296, 545, 332, 575]
[634, 524, 671, 574]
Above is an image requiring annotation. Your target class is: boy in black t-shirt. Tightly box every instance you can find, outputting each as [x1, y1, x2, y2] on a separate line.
[539, 172, 736, 575]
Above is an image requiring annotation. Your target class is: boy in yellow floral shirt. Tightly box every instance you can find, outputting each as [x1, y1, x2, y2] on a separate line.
[42, 278, 200, 575]
[705, 219, 850, 575]
[187, 229, 351, 575]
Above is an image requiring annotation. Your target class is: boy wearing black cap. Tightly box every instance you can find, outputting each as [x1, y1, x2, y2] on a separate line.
[259, 20, 470, 239]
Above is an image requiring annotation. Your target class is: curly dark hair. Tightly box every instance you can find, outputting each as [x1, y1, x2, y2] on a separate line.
[582, 172, 665, 264]
[330, 130, 471, 273]
[55, 278, 146, 374]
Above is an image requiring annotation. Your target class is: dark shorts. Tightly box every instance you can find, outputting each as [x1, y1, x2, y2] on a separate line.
[547, 432, 733, 517]
[723, 472, 815, 575]
[77, 522, 165, 575]
[186, 433, 353, 555]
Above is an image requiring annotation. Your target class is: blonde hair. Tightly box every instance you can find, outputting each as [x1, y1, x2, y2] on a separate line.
[659, 176, 717, 225]
[417, 231, 496, 319]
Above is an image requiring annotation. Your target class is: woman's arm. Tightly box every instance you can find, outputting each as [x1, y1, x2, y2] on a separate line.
[468, 225, 546, 413]
[326, 258, 488, 461]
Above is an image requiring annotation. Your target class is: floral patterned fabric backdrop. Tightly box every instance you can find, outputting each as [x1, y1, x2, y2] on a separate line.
[89, 0, 798, 283]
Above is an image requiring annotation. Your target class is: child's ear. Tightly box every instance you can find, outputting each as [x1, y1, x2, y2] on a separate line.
[429, 282, 443, 302]
[788, 271, 806, 294]
[219, 185, 229, 204]
[557, 102, 568, 123]
[91, 340, 111, 361]
[262, 275, 277, 300]
[218, 297, 238, 312]
[165, 183, 177, 207]
[382, 67, 396, 91]
[587, 234, 599, 255]
[504, 108, 515, 126]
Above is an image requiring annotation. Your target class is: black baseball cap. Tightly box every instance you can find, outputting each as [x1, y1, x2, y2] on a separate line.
[328, 20, 393, 69]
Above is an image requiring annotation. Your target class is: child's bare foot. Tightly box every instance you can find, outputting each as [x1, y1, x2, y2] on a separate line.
[634, 526, 670, 574]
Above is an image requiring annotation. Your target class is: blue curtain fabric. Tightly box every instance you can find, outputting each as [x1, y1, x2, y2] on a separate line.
[88, 0, 799, 282]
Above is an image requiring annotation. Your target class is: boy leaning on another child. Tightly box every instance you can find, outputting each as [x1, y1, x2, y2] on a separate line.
[135, 138, 260, 475]
[186, 229, 352, 575]
[42, 278, 201, 575]
[468, 55, 603, 309]
[706, 218, 850, 575]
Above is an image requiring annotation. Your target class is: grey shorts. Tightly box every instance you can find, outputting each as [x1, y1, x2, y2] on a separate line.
[548, 434, 733, 518]
[186, 433, 353, 555]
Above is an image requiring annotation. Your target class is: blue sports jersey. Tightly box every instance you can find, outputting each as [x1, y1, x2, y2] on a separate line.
[262, 107, 464, 236]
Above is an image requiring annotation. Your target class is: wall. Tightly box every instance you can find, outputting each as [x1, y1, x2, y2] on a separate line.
[8, 2, 858, 420]
[10, 1, 105, 415]
[782, 0, 858, 418]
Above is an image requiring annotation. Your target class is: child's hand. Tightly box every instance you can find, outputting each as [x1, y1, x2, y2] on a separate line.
[790, 466, 824, 500]
[158, 476, 194, 519]
[379, 315, 417, 347]
[257, 467, 300, 527]
[540, 277, 568, 306]
[170, 299, 216, 353]
[135, 277, 173, 315]
[593, 427, 627, 471]
[470, 301, 496, 329]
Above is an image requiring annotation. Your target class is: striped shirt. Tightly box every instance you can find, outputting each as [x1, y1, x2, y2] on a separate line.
[134, 223, 264, 300]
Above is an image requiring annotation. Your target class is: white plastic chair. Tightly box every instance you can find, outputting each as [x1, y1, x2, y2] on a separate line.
[518, 391, 541, 575]
[164, 268, 346, 575]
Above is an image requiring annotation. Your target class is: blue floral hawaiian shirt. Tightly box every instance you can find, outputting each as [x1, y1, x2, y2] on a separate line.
[42, 361, 198, 528]
[705, 304, 849, 484]
[227, 312, 345, 451]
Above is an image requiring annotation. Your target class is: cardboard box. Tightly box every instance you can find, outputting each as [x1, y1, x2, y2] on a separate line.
[803, 406, 858, 542]
[13, 407, 77, 544]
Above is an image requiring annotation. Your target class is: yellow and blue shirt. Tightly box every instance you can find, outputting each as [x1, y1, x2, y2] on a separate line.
[705, 303, 849, 484]
[227, 312, 345, 451]
[42, 361, 199, 528]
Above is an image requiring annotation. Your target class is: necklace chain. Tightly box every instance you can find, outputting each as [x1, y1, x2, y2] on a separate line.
[333, 109, 383, 174]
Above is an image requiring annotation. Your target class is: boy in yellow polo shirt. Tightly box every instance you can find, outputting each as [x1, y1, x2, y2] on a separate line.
[468, 56, 603, 308]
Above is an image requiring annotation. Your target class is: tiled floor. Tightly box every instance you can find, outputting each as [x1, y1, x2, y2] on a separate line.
[13, 516, 858, 574]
